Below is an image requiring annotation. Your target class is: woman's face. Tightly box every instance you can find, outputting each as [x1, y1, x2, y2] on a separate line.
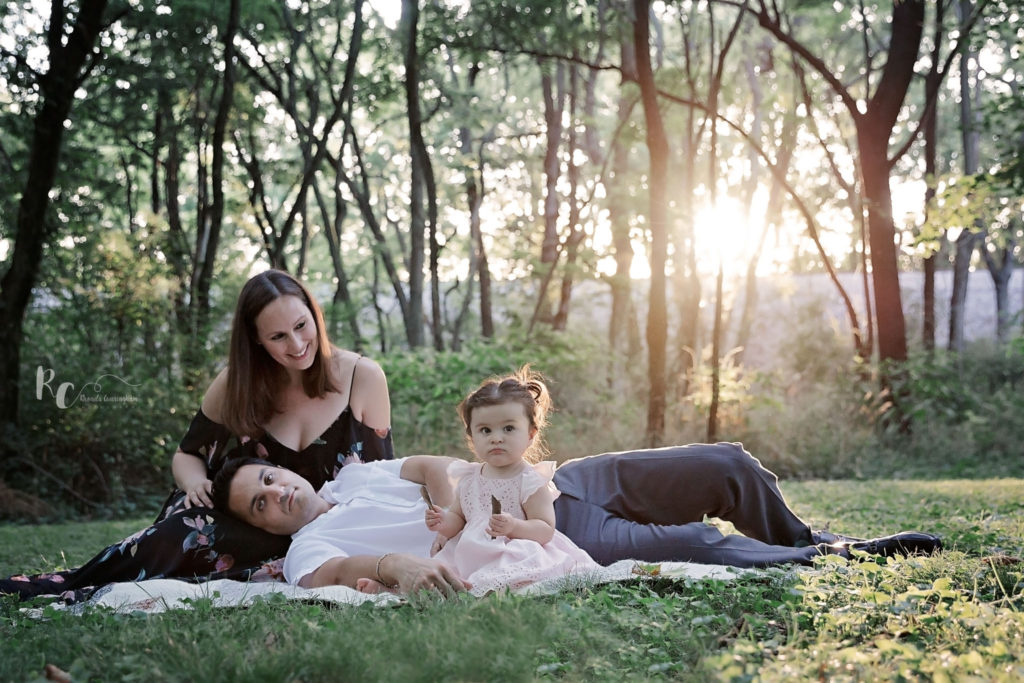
[254, 295, 318, 372]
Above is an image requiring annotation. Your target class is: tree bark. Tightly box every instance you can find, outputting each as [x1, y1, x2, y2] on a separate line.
[633, 0, 670, 447]
[194, 0, 239, 329]
[537, 59, 566, 323]
[0, 0, 110, 429]
[609, 33, 640, 372]
[981, 236, 1015, 342]
[950, 0, 982, 352]
[553, 64, 584, 331]
[401, 0, 427, 348]
[921, 1, 946, 352]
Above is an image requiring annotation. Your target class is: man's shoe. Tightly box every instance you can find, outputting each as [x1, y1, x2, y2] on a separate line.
[846, 531, 942, 558]
[812, 530, 865, 545]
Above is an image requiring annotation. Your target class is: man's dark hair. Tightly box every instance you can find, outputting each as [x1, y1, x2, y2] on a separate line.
[211, 457, 277, 515]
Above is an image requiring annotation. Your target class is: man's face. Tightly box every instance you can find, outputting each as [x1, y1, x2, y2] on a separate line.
[228, 464, 323, 535]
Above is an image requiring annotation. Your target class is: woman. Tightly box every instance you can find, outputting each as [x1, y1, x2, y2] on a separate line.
[2, 270, 393, 600]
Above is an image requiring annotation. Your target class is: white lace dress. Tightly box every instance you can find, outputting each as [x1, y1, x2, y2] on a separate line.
[432, 460, 599, 596]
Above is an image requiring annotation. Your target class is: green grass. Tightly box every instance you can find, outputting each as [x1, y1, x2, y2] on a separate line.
[2, 480, 1022, 681]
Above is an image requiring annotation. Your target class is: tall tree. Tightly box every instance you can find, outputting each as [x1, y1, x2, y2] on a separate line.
[949, 0, 982, 352]
[401, 0, 430, 348]
[191, 0, 240, 340]
[0, 0, 112, 430]
[633, 0, 670, 446]
[729, 0, 927, 363]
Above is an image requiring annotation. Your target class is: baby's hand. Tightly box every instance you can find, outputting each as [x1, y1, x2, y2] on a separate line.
[425, 504, 445, 531]
[486, 513, 517, 538]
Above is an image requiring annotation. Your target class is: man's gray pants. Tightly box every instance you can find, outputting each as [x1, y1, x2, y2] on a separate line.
[553, 442, 826, 567]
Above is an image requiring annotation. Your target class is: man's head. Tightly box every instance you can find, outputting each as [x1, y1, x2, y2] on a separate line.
[212, 458, 329, 535]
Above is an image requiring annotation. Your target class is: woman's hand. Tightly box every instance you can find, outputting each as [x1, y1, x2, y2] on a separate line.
[172, 451, 214, 508]
[183, 478, 214, 509]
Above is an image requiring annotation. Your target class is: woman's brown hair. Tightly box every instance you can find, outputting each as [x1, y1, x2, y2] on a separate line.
[221, 270, 337, 437]
[457, 365, 552, 462]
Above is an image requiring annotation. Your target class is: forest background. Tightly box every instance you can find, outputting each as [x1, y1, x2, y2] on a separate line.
[1, 0, 1023, 522]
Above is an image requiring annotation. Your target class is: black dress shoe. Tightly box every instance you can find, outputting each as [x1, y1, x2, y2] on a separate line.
[846, 531, 942, 558]
[812, 530, 865, 545]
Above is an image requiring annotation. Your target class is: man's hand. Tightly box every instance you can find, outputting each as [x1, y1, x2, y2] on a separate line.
[429, 533, 449, 556]
[183, 478, 213, 508]
[381, 553, 470, 596]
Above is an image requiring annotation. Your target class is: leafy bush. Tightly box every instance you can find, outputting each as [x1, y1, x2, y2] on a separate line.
[383, 331, 649, 462]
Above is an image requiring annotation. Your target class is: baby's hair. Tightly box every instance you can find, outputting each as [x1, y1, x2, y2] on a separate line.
[458, 365, 552, 462]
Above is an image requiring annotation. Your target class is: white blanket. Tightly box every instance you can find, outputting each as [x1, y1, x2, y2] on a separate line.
[39, 560, 750, 615]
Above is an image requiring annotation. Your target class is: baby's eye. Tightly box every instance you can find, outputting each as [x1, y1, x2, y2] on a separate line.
[504, 425, 515, 433]
[479, 427, 490, 434]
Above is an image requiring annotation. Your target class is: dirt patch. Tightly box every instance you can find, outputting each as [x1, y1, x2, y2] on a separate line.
[0, 478, 55, 520]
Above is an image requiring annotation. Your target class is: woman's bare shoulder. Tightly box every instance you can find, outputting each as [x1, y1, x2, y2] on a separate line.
[328, 348, 384, 384]
[199, 367, 230, 422]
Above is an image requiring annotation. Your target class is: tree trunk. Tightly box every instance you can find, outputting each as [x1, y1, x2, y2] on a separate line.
[950, 0, 982, 352]
[401, 0, 426, 348]
[633, 0, 670, 447]
[0, 0, 110, 430]
[981, 236, 1015, 343]
[194, 0, 239, 330]
[608, 37, 640, 374]
[671, 8, 701, 398]
[853, 0, 925, 364]
[537, 59, 566, 322]
[921, 1, 946, 352]
[312, 164, 363, 350]
[553, 64, 584, 331]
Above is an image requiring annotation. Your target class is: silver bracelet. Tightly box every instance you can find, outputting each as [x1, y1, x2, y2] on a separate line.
[375, 553, 394, 587]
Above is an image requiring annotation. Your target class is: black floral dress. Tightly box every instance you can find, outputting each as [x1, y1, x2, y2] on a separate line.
[1, 401, 393, 602]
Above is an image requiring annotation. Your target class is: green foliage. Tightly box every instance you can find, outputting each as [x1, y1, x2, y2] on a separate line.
[865, 343, 1024, 477]
[383, 331, 647, 462]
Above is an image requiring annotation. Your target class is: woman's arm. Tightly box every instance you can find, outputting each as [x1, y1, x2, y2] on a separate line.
[346, 355, 391, 432]
[172, 451, 214, 508]
[488, 486, 556, 545]
[173, 369, 229, 508]
[302, 553, 470, 596]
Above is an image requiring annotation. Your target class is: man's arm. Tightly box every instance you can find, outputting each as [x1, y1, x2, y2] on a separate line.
[399, 455, 456, 508]
[300, 553, 470, 596]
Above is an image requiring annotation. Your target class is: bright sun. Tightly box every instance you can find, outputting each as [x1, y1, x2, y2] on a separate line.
[693, 199, 759, 277]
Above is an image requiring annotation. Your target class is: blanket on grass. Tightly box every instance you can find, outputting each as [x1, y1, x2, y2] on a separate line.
[32, 560, 751, 616]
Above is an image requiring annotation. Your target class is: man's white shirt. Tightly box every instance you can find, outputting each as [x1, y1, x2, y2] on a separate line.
[283, 458, 435, 585]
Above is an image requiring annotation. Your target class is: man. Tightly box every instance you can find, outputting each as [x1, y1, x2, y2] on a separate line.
[211, 443, 942, 595]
